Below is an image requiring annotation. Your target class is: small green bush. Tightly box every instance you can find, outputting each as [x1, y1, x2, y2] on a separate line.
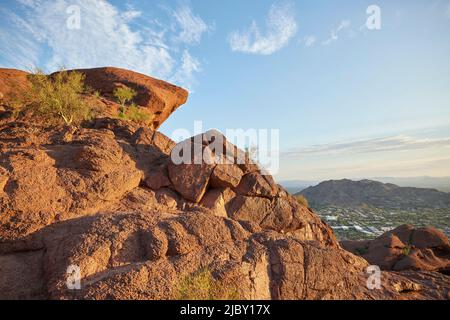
[174, 268, 240, 300]
[295, 194, 309, 208]
[114, 86, 137, 116]
[125, 104, 152, 123]
[26, 68, 90, 125]
[402, 244, 412, 256]
[402, 232, 414, 256]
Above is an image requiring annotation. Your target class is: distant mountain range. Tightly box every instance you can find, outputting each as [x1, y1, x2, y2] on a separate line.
[296, 179, 450, 209]
[280, 176, 450, 194]
[278, 180, 319, 194]
[373, 177, 450, 193]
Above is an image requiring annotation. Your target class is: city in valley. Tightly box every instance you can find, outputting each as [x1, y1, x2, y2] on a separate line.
[315, 205, 450, 240]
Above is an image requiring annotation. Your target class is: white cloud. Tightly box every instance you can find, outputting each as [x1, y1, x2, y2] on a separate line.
[322, 20, 351, 46]
[1, 0, 210, 91]
[173, 5, 211, 45]
[170, 50, 201, 90]
[16, 0, 39, 7]
[304, 35, 316, 47]
[228, 2, 297, 55]
[446, 4, 450, 17]
[283, 135, 450, 157]
[121, 10, 141, 22]
[279, 134, 450, 180]
[0, 26, 40, 69]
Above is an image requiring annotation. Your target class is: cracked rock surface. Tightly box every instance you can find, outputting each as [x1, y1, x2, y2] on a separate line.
[0, 68, 448, 300]
[0, 119, 448, 300]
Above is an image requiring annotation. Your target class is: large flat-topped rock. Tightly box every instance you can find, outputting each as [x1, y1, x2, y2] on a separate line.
[0, 67, 189, 130]
[64, 67, 189, 129]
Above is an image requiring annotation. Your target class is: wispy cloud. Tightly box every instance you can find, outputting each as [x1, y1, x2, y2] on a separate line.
[0, 0, 212, 91]
[16, 0, 37, 7]
[303, 35, 316, 48]
[121, 9, 141, 22]
[322, 20, 351, 46]
[172, 5, 212, 45]
[170, 50, 201, 91]
[228, 2, 297, 55]
[446, 4, 450, 17]
[278, 134, 450, 180]
[0, 25, 40, 69]
[283, 135, 450, 157]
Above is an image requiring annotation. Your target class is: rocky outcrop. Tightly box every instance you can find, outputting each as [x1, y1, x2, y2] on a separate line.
[342, 225, 450, 274]
[0, 67, 188, 130]
[0, 69, 31, 120]
[0, 119, 449, 300]
[0, 69, 30, 104]
[69, 67, 188, 129]
[0, 68, 449, 300]
[0, 122, 336, 246]
[3, 209, 449, 300]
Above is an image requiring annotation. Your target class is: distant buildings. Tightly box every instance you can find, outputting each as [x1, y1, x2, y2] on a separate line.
[316, 205, 450, 240]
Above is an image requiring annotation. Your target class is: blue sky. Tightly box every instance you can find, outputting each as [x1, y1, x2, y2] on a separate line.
[1, 0, 450, 180]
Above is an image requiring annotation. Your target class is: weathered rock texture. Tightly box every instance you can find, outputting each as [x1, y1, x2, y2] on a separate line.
[0, 69, 30, 103]
[70, 67, 188, 129]
[0, 67, 188, 130]
[0, 68, 449, 300]
[342, 225, 450, 274]
[0, 119, 449, 300]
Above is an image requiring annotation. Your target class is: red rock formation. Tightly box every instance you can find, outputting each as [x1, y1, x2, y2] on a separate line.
[0, 68, 449, 300]
[0, 68, 30, 102]
[342, 225, 450, 273]
[0, 67, 188, 130]
[1, 119, 449, 300]
[68, 67, 188, 129]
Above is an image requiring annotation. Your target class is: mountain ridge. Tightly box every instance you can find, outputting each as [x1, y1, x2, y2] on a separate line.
[297, 179, 450, 209]
[280, 176, 450, 194]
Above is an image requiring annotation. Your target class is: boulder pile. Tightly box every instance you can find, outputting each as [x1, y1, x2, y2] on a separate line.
[0, 67, 448, 300]
[342, 225, 450, 273]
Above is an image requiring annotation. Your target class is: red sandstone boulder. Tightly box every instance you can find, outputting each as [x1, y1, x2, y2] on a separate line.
[234, 172, 278, 197]
[0, 68, 449, 300]
[0, 69, 30, 106]
[70, 67, 188, 129]
[342, 225, 450, 273]
[0, 120, 449, 300]
[168, 142, 216, 203]
[144, 166, 172, 191]
[210, 164, 244, 188]
[0, 67, 188, 130]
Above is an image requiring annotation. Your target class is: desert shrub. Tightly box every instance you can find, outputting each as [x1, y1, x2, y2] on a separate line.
[25, 69, 90, 125]
[114, 86, 137, 116]
[295, 194, 309, 208]
[402, 232, 415, 256]
[174, 268, 240, 300]
[92, 90, 101, 99]
[402, 244, 413, 256]
[125, 103, 152, 123]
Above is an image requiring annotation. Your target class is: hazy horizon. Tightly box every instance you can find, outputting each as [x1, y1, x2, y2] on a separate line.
[280, 176, 450, 182]
[279, 176, 450, 194]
